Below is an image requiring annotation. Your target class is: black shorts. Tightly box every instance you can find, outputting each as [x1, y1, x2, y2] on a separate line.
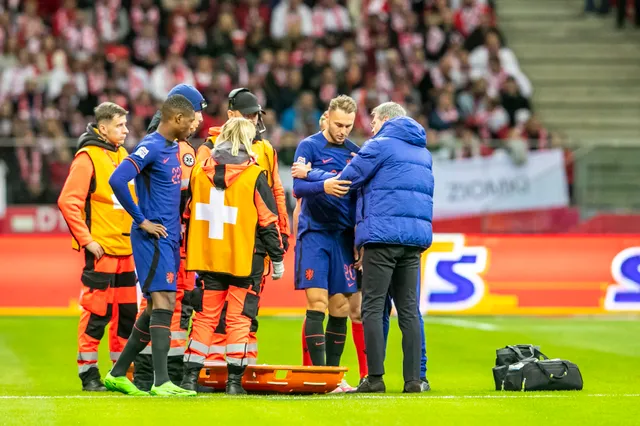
[356, 269, 362, 291]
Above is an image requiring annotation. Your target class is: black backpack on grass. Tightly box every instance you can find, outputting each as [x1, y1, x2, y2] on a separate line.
[492, 345, 583, 392]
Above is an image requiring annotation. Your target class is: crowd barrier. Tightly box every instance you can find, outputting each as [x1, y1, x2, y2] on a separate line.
[1, 233, 639, 316]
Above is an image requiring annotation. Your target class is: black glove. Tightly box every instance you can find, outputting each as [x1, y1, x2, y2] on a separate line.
[282, 234, 290, 253]
[189, 283, 204, 313]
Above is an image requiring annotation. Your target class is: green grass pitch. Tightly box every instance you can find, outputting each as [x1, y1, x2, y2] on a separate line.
[0, 316, 639, 425]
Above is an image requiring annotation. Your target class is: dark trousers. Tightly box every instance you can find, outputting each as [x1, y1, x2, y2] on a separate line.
[361, 243, 422, 383]
[617, 0, 640, 26]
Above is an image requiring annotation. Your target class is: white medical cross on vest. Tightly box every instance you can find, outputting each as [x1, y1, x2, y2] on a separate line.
[195, 188, 238, 239]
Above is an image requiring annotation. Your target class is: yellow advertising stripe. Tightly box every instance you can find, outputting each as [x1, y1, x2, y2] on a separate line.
[487, 282, 610, 290]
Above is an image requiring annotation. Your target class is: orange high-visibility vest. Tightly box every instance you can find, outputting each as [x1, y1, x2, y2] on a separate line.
[186, 162, 263, 277]
[71, 145, 136, 256]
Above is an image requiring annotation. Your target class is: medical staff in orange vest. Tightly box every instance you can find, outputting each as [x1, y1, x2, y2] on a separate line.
[181, 117, 285, 394]
[196, 88, 290, 366]
[58, 102, 137, 391]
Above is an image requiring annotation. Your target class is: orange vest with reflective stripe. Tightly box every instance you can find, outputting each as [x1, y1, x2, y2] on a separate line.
[186, 162, 263, 277]
[71, 145, 136, 256]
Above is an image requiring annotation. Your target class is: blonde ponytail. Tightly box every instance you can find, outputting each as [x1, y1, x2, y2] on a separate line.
[216, 117, 256, 157]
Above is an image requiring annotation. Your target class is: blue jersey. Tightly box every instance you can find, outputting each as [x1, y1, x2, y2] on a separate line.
[127, 132, 182, 243]
[292, 132, 359, 236]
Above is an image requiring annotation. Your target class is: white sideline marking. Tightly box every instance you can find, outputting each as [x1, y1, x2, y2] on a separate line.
[423, 317, 499, 331]
[0, 394, 638, 400]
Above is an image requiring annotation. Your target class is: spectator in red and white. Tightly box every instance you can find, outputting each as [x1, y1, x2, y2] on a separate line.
[463, 10, 505, 53]
[10, 117, 49, 204]
[351, 71, 390, 132]
[419, 52, 465, 104]
[165, 1, 199, 57]
[62, 10, 99, 60]
[0, 35, 18, 72]
[398, 13, 425, 60]
[52, 0, 78, 37]
[429, 91, 460, 132]
[0, 50, 38, 103]
[16, 0, 46, 51]
[112, 57, 149, 102]
[130, 0, 161, 36]
[17, 79, 44, 127]
[46, 51, 72, 101]
[149, 51, 195, 101]
[482, 97, 511, 140]
[270, 0, 314, 40]
[331, 36, 366, 72]
[253, 48, 274, 80]
[0, 100, 13, 137]
[312, 0, 352, 38]
[86, 57, 108, 97]
[132, 22, 162, 70]
[521, 113, 550, 151]
[452, 0, 491, 38]
[483, 55, 508, 98]
[501, 76, 531, 127]
[318, 66, 339, 107]
[236, 0, 271, 33]
[468, 29, 520, 79]
[406, 45, 427, 86]
[91, 0, 130, 44]
[192, 56, 214, 92]
[131, 91, 157, 127]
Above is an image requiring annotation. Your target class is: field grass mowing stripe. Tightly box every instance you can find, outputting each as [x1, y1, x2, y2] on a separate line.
[422, 317, 500, 331]
[1, 394, 638, 400]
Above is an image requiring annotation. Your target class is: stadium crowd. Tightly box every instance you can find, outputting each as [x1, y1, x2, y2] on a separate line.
[0, 0, 557, 205]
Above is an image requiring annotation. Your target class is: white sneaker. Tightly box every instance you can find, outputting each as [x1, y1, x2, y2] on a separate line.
[330, 379, 356, 393]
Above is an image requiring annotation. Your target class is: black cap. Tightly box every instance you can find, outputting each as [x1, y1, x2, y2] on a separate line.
[230, 91, 262, 115]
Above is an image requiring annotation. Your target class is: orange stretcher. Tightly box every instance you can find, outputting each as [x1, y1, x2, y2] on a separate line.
[126, 363, 347, 394]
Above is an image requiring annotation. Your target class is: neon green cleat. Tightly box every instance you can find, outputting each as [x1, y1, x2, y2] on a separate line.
[104, 372, 149, 396]
[150, 381, 197, 397]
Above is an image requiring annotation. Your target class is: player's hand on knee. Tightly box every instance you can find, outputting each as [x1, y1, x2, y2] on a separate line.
[85, 241, 105, 260]
[291, 162, 312, 179]
[271, 261, 285, 280]
[324, 176, 351, 197]
[140, 219, 168, 239]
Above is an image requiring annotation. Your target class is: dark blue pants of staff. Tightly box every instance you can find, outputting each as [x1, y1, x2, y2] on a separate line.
[382, 264, 427, 380]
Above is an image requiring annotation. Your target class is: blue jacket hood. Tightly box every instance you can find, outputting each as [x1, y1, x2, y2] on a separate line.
[376, 116, 427, 148]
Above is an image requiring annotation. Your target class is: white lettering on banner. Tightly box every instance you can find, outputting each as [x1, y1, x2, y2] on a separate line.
[421, 234, 487, 313]
[35, 206, 66, 232]
[432, 149, 569, 218]
[195, 188, 238, 240]
[604, 248, 640, 311]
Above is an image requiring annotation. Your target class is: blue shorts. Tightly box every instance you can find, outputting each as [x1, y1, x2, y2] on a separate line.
[131, 229, 180, 299]
[295, 230, 357, 295]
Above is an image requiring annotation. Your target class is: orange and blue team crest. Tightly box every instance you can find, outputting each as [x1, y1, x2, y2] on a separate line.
[305, 269, 314, 281]
[166, 272, 175, 284]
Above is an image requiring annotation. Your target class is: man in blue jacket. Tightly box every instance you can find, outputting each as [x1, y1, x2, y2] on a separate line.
[297, 102, 434, 393]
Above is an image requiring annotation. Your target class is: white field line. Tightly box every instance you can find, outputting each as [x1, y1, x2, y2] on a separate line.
[422, 317, 500, 331]
[0, 394, 638, 401]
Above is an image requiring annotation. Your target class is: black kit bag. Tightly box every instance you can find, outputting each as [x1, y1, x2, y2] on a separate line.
[493, 345, 548, 390]
[502, 359, 584, 392]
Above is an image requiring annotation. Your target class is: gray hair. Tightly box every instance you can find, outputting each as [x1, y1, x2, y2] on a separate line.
[372, 102, 407, 120]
